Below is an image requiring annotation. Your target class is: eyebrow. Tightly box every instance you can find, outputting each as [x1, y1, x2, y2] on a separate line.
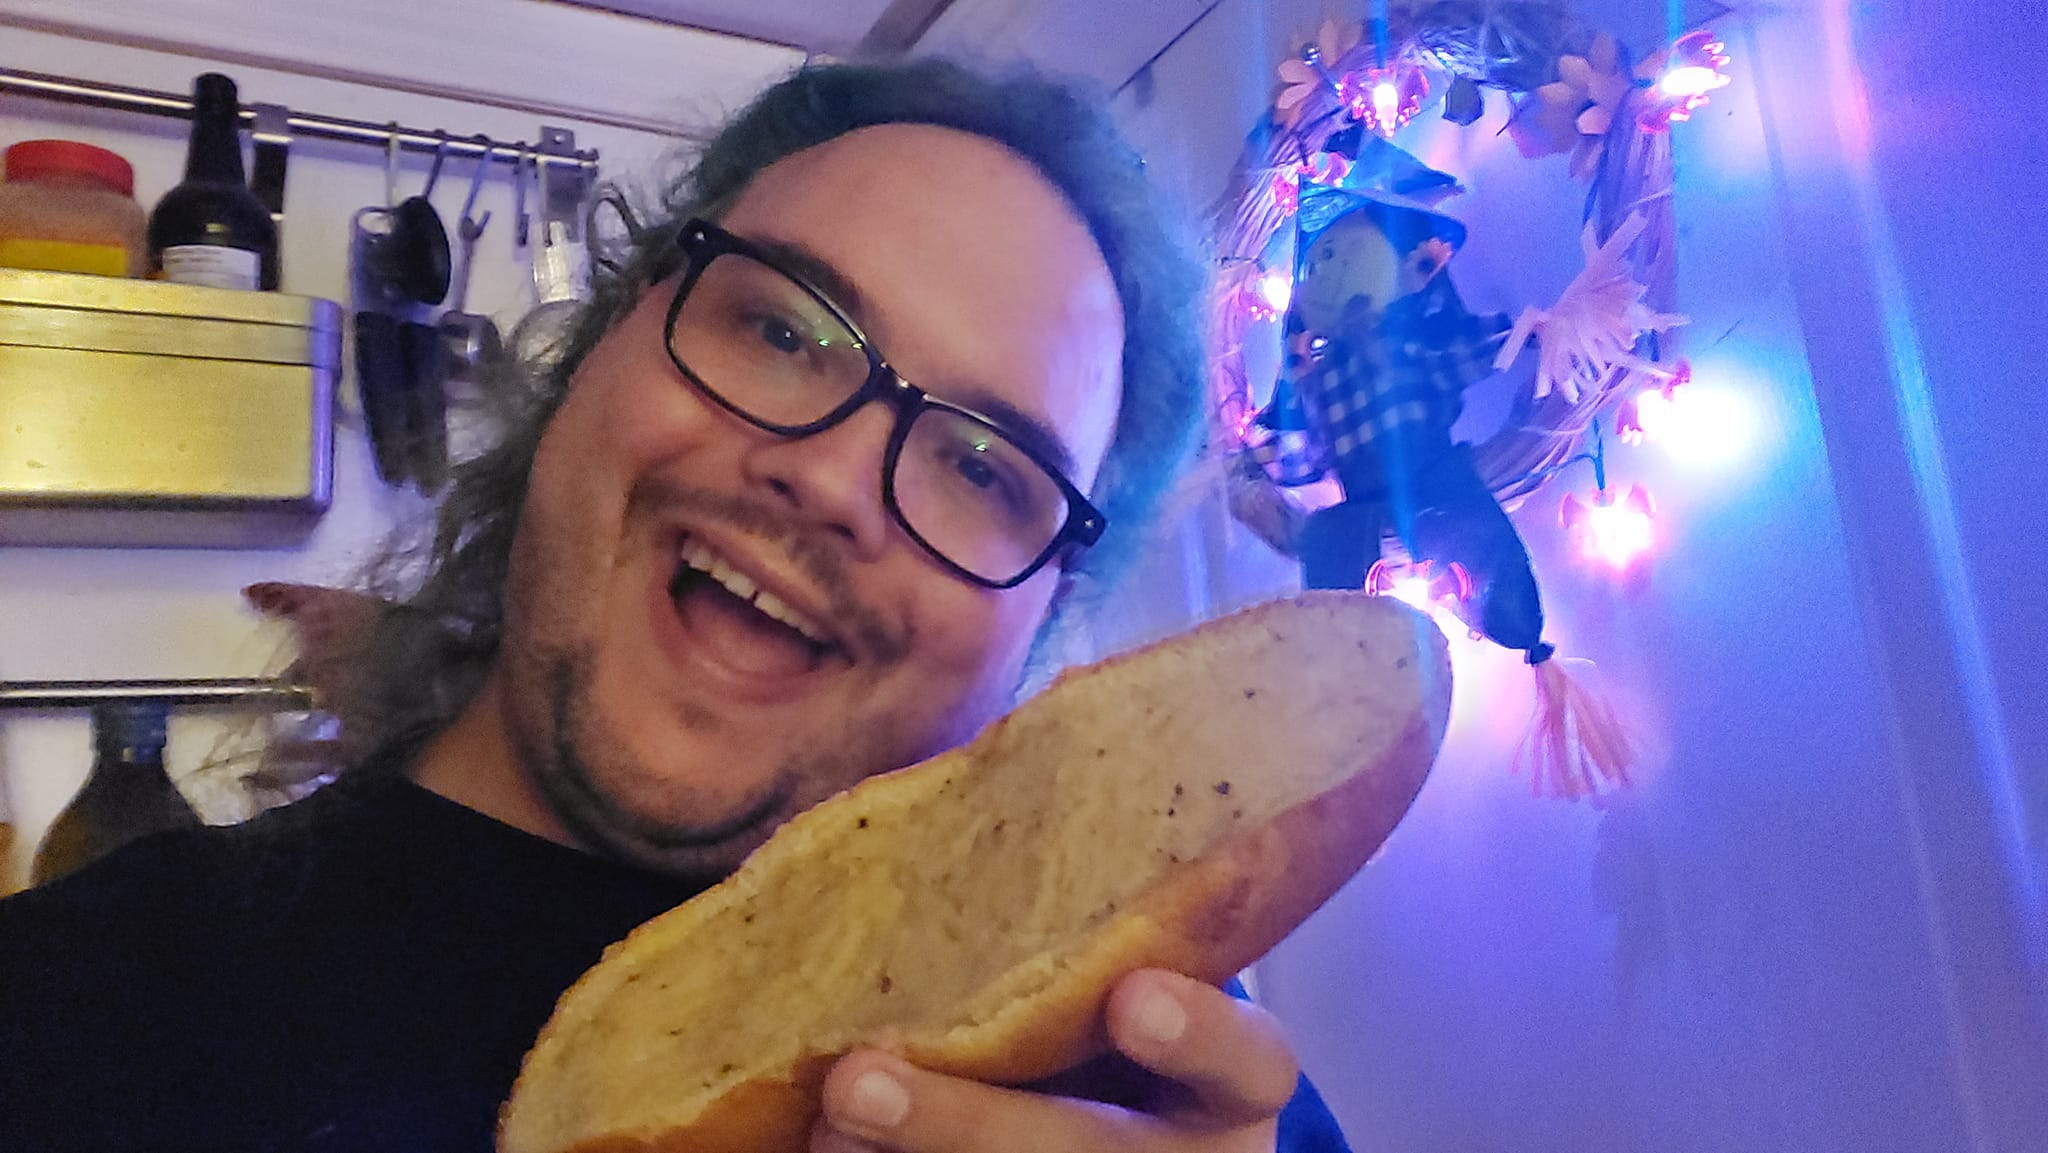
[747, 236, 871, 330]
[745, 232, 1086, 482]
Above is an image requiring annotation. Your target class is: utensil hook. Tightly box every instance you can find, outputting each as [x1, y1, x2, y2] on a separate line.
[459, 133, 494, 234]
[512, 143, 535, 248]
[422, 130, 450, 199]
[383, 123, 401, 209]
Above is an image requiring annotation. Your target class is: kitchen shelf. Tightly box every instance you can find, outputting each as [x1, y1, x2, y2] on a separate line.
[0, 268, 342, 548]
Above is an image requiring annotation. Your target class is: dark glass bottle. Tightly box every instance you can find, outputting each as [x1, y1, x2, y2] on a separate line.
[30, 702, 199, 887]
[0, 779, 19, 897]
[147, 73, 278, 291]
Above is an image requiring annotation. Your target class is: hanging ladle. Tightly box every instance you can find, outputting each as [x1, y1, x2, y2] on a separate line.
[376, 129, 452, 307]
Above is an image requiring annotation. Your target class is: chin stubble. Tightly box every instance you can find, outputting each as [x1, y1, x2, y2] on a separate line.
[528, 651, 796, 875]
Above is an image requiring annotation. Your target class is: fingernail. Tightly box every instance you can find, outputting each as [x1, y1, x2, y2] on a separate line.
[1132, 987, 1188, 1044]
[843, 1069, 910, 1129]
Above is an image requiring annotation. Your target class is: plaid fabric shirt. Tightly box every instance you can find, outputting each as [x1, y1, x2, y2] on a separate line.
[1248, 283, 1510, 487]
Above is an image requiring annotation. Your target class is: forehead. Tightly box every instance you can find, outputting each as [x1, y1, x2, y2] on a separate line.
[715, 124, 1125, 487]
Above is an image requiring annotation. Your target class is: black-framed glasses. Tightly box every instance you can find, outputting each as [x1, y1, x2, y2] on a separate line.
[661, 218, 1107, 589]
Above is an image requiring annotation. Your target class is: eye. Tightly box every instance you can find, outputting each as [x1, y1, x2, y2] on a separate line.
[750, 313, 808, 355]
[944, 437, 1036, 521]
[953, 449, 1001, 491]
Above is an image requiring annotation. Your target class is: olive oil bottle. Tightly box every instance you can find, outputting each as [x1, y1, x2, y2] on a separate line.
[31, 702, 198, 886]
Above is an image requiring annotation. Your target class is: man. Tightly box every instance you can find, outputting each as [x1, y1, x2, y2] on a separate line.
[0, 61, 1346, 1152]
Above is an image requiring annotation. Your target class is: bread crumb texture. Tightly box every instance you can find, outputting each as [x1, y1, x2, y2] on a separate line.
[499, 592, 1449, 1153]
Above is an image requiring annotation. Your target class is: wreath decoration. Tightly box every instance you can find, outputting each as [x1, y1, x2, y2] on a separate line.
[1205, 3, 1731, 800]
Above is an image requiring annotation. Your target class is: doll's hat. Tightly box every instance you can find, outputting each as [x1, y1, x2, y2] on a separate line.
[1296, 133, 1468, 250]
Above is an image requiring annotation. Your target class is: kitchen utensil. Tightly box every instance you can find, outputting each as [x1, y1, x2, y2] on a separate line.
[509, 131, 594, 370]
[352, 309, 412, 486]
[438, 135, 502, 379]
[384, 133, 451, 306]
[401, 317, 449, 492]
[348, 131, 452, 492]
[352, 310, 449, 492]
[249, 102, 291, 289]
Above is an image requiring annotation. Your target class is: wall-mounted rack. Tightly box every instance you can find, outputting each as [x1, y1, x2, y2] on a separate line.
[0, 64, 599, 171]
[0, 678, 312, 712]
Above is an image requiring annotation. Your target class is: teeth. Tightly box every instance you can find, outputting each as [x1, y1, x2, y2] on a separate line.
[749, 589, 819, 640]
[677, 538, 832, 647]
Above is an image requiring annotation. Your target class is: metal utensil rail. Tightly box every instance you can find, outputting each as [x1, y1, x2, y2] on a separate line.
[0, 678, 312, 712]
[0, 64, 598, 171]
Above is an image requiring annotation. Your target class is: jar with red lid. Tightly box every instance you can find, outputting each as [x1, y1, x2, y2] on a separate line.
[0, 140, 149, 278]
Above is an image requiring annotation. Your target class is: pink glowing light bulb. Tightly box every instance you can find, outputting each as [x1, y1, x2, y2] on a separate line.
[1633, 387, 1679, 441]
[1372, 80, 1400, 132]
[1659, 65, 1728, 101]
[1615, 361, 1692, 448]
[1365, 559, 1474, 614]
[1640, 31, 1732, 129]
[1561, 485, 1657, 571]
[1387, 575, 1435, 611]
[1257, 270, 1293, 313]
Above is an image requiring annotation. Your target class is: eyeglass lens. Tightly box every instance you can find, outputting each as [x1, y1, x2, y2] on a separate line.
[669, 249, 1075, 583]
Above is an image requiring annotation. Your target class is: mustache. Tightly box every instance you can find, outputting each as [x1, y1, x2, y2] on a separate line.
[628, 476, 907, 664]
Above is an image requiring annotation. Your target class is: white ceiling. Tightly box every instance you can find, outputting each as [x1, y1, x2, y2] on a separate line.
[560, 0, 1733, 88]
[559, 0, 922, 54]
[555, 0, 1212, 87]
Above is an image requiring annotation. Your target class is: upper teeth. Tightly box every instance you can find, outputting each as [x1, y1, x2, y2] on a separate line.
[678, 538, 832, 647]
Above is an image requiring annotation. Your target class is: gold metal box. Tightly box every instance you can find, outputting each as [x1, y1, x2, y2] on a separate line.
[0, 268, 341, 547]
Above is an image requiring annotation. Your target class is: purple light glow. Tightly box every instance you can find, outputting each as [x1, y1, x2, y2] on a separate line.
[1660, 65, 1730, 101]
[1258, 270, 1294, 314]
[1584, 488, 1656, 569]
[1624, 372, 1761, 468]
[1372, 81, 1401, 133]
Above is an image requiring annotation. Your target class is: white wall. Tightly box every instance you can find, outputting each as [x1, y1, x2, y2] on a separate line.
[0, 8, 801, 884]
[1102, 0, 2047, 1150]
[6, 4, 2042, 1149]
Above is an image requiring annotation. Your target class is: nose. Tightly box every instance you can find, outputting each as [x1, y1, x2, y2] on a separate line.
[739, 399, 898, 560]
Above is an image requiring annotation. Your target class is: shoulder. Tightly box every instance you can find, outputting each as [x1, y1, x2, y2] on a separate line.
[0, 773, 408, 1148]
[0, 771, 401, 968]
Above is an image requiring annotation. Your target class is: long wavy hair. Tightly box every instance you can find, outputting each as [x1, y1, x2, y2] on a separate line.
[323, 59, 1209, 770]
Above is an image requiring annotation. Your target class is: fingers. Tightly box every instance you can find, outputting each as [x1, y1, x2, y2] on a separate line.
[1105, 970, 1294, 1122]
[814, 1049, 1166, 1153]
[1104, 969, 1300, 1127]
[810, 970, 1298, 1153]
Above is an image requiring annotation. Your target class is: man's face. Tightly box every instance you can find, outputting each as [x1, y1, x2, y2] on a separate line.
[494, 125, 1125, 876]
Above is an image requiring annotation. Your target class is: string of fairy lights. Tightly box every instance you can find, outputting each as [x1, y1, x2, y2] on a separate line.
[1213, 9, 1734, 588]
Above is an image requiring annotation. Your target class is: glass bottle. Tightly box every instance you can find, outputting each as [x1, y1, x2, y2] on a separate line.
[147, 73, 278, 291]
[0, 773, 19, 898]
[31, 702, 199, 886]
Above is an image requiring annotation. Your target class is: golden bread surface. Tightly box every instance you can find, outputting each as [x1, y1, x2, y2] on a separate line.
[499, 592, 1450, 1153]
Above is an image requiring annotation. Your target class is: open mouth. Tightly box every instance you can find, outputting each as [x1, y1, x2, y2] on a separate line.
[664, 536, 841, 679]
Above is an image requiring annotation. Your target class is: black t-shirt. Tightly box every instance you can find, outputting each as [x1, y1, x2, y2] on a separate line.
[0, 770, 1351, 1152]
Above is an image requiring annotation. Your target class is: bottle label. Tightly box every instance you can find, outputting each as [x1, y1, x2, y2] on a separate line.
[161, 245, 260, 291]
[0, 239, 132, 278]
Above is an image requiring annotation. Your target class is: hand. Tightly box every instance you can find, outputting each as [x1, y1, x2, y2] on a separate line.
[811, 969, 1299, 1153]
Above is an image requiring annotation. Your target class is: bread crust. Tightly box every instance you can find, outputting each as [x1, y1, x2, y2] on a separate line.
[500, 592, 1450, 1153]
